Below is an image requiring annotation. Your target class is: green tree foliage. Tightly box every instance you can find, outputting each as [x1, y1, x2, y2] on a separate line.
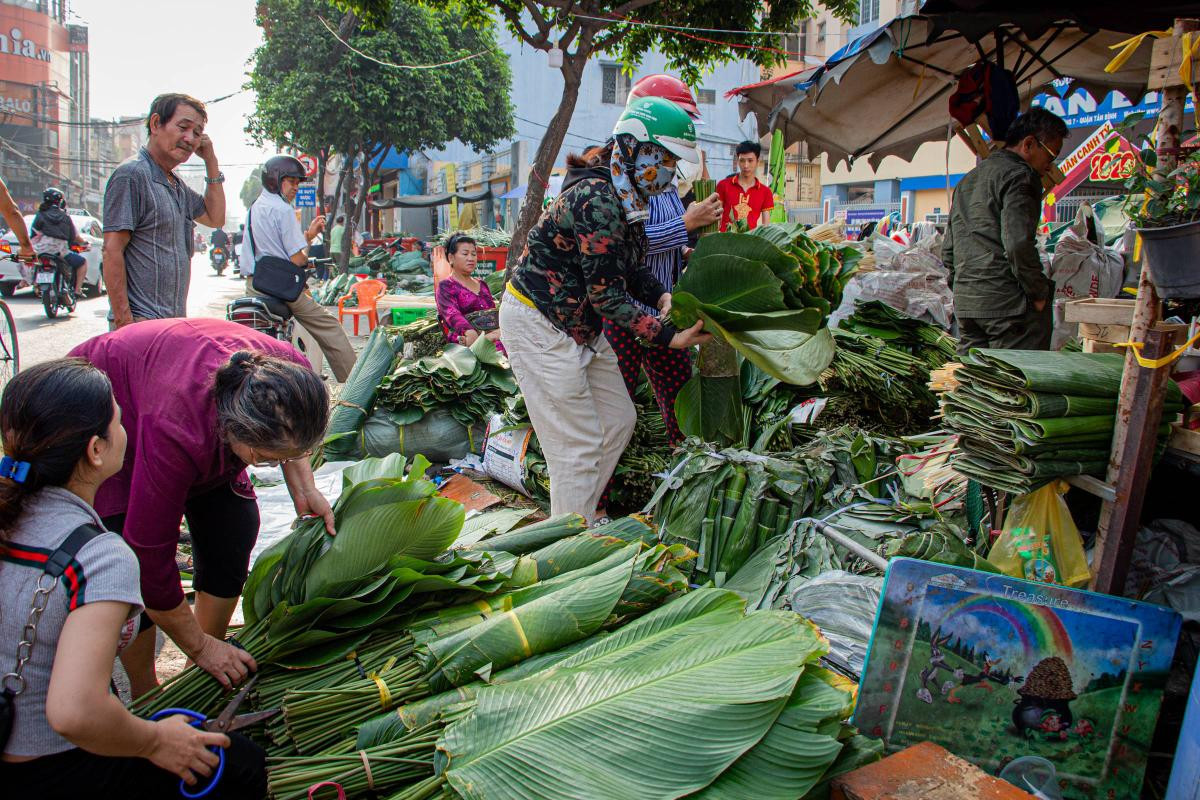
[240, 166, 263, 210]
[248, 0, 514, 269]
[337, 0, 857, 259]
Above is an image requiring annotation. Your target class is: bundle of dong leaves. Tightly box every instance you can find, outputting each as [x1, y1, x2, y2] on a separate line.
[274, 589, 881, 800]
[669, 226, 861, 445]
[130, 452, 881, 800]
[378, 336, 518, 428]
[943, 349, 1185, 494]
[668, 225, 861, 387]
[321, 325, 407, 463]
[742, 301, 957, 445]
[651, 426, 982, 590]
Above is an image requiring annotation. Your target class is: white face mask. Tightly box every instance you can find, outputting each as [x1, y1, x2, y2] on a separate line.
[675, 155, 702, 184]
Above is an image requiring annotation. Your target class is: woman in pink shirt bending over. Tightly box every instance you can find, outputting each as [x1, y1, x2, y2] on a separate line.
[435, 233, 504, 353]
[69, 318, 332, 699]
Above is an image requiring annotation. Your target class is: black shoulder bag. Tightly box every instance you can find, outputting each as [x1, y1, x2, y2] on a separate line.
[247, 208, 307, 302]
[0, 523, 104, 751]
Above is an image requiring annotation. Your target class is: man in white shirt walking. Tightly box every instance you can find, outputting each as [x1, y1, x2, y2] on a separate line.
[242, 156, 357, 381]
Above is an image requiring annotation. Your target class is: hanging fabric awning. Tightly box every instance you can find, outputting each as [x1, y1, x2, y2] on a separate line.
[370, 187, 492, 209]
[727, 11, 1166, 169]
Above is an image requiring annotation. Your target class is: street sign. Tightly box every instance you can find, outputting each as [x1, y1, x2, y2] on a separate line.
[295, 185, 317, 207]
[297, 154, 318, 178]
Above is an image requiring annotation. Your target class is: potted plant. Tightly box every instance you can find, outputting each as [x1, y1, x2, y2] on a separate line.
[1117, 113, 1200, 298]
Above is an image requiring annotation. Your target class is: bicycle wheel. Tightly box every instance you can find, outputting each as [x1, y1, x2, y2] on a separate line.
[0, 300, 18, 392]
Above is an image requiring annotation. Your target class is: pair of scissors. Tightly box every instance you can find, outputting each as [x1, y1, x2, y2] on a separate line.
[149, 673, 280, 798]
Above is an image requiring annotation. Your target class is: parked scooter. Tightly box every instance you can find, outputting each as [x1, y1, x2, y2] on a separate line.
[34, 253, 75, 319]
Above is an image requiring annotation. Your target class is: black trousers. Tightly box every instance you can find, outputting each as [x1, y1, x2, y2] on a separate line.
[957, 301, 1053, 355]
[0, 732, 266, 800]
[103, 481, 259, 629]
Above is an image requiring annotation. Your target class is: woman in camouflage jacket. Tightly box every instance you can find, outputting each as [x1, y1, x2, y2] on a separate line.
[500, 97, 708, 523]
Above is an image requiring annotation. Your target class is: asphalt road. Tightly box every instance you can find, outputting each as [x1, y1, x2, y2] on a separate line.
[10, 253, 248, 368]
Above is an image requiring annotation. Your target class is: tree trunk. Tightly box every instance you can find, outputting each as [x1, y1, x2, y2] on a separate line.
[333, 156, 355, 275]
[341, 149, 380, 275]
[506, 55, 585, 265]
[316, 148, 328, 215]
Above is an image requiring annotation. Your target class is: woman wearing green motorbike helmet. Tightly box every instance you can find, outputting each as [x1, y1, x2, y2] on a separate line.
[500, 96, 710, 523]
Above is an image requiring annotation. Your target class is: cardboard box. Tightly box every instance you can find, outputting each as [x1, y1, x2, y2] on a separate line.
[1062, 298, 1136, 325]
[831, 741, 1035, 800]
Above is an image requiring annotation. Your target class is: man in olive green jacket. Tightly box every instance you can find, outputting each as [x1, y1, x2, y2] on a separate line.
[943, 108, 1068, 354]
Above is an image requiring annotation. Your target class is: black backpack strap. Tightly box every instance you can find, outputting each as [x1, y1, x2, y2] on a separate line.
[43, 523, 105, 579]
[246, 208, 258, 262]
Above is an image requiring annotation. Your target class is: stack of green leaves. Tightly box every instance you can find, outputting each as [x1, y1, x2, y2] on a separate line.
[265, 522, 691, 760]
[737, 301, 958, 440]
[943, 350, 1185, 494]
[320, 325, 406, 463]
[748, 222, 863, 321]
[651, 428, 914, 586]
[131, 453, 530, 719]
[336, 589, 882, 800]
[839, 300, 956, 367]
[432, 227, 512, 248]
[313, 272, 359, 305]
[382, 251, 434, 295]
[667, 232, 839, 387]
[378, 336, 517, 429]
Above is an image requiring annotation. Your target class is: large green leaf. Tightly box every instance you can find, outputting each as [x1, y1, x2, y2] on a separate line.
[673, 291, 821, 334]
[691, 667, 848, 800]
[419, 551, 637, 691]
[453, 509, 536, 549]
[687, 232, 800, 287]
[710, 324, 835, 386]
[303, 496, 465, 601]
[550, 588, 746, 672]
[675, 374, 744, 443]
[675, 256, 786, 312]
[440, 611, 822, 800]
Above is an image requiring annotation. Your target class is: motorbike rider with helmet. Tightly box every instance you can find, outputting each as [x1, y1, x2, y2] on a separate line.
[240, 156, 356, 381]
[31, 188, 89, 298]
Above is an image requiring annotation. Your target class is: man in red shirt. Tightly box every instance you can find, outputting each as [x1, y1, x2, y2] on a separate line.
[716, 140, 774, 231]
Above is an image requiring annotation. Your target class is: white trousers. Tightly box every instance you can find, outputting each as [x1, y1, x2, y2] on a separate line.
[500, 297, 636, 522]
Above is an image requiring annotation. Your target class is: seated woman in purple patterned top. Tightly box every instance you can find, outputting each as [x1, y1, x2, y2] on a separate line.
[435, 233, 504, 354]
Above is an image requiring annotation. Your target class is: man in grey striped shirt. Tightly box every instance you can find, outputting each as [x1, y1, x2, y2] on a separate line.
[102, 93, 226, 328]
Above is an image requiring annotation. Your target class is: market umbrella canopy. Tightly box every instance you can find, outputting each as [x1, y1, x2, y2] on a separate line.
[918, 1, 1187, 38]
[724, 65, 821, 128]
[733, 13, 1162, 169]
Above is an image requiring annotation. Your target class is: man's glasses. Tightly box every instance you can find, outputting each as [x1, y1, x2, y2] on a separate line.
[1036, 138, 1060, 163]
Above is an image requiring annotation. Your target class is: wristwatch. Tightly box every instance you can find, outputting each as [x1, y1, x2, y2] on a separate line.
[205, 172, 226, 184]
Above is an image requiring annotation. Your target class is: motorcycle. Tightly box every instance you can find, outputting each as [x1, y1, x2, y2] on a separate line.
[210, 245, 228, 276]
[35, 253, 75, 319]
[226, 261, 328, 366]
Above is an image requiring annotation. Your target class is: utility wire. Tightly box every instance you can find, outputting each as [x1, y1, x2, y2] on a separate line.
[317, 15, 495, 69]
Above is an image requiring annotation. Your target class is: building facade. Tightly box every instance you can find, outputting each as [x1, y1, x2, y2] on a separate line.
[422, 22, 764, 235]
[0, 0, 93, 213]
[796, 0, 976, 228]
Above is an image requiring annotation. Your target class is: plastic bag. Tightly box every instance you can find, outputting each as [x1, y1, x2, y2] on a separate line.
[1049, 204, 1124, 349]
[362, 407, 484, 462]
[787, 571, 883, 676]
[988, 481, 1090, 587]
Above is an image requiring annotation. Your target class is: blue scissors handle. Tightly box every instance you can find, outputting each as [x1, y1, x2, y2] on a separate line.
[149, 708, 226, 799]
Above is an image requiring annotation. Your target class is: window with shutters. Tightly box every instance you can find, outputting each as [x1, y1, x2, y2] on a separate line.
[601, 64, 631, 105]
[859, 0, 880, 25]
